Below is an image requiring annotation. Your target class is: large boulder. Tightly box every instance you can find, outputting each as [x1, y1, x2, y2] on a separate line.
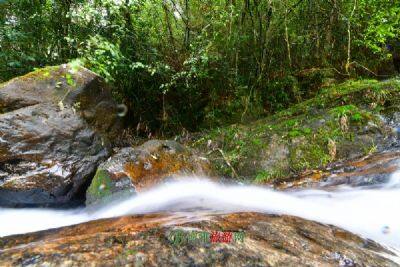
[0, 64, 121, 207]
[0, 212, 396, 266]
[191, 79, 400, 183]
[86, 140, 212, 205]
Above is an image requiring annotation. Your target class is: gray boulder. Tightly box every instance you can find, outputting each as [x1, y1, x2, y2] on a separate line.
[0, 64, 121, 207]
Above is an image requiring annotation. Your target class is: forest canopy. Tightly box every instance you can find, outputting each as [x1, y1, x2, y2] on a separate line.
[0, 0, 399, 134]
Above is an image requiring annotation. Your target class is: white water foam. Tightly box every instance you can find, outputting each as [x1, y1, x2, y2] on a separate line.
[1, 174, 400, 256]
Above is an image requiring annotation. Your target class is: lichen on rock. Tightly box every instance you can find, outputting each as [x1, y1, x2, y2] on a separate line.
[86, 140, 213, 206]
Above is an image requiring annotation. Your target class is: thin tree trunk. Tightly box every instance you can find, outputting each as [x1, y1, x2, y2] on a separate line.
[284, 8, 292, 68]
[346, 0, 357, 75]
[162, 1, 176, 50]
[184, 0, 190, 49]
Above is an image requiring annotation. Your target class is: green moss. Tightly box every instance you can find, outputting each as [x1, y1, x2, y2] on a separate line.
[65, 73, 76, 87]
[330, 105, 357, 117]
[0, 66, 61, 88]
[289, 135, 331, 172]
[24, 66, 60, 80]
[351, 112, 363, 122]
[12, 65, 82, 91]
[87, 169, 113, 200]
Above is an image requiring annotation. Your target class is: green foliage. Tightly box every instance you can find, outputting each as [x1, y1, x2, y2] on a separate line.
[255, 170, 275, 183]
[356, 1, 400, 54]
[330, 105, 358, 118]
[263, 76, 300, 112]
[65, 73, 75, 87]
[78, 36, 125, 83]
[351, 112, 363, 122]
[0, 0, 399, 135]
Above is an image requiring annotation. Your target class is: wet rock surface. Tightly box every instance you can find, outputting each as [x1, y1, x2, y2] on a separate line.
[0, 212, 397, 266]
[276, 150, 400, 190]
[0, 64, 121, 207]
[86, 140, 213, 205]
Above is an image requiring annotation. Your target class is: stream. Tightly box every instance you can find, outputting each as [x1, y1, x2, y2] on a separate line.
[1, 165, 400, 255]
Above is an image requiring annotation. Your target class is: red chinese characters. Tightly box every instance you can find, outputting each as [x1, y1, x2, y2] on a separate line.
[210, 231, 233, 243]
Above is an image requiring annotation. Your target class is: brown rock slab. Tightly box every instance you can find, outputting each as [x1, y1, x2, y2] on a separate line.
[0, 212, 396, 266]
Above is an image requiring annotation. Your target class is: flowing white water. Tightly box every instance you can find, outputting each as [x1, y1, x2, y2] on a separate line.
[1, 172, 400, 255]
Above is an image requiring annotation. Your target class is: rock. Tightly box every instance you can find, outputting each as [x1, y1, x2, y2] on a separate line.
[0, 64, 121, 207]
[86, 140, 212, 205]
[276, 150, 400, 190]
[0, 212, 396, 266]
[259, 135, 290, 176]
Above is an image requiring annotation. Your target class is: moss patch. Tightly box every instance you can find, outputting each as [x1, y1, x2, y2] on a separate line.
[86, 169, 113, 200]
[17, 66, 60, 82]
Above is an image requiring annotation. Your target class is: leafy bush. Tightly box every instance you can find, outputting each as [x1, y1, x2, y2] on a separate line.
[262, 76, 300, 112]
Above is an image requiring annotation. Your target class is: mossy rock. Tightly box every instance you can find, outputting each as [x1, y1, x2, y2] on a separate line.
[0, 64, 121, 207]
[191, 79, 400, 183]
[85, 140, 213, 206]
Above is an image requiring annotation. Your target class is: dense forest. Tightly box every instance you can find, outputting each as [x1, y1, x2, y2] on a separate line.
[0, 0, 399, 134]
